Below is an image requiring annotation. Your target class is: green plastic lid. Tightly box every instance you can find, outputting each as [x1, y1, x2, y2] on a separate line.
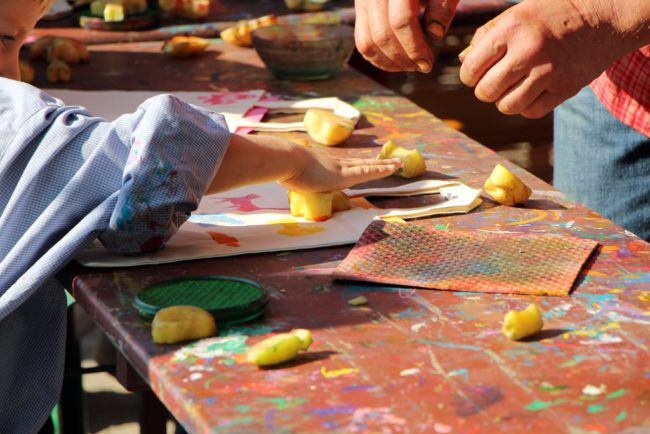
[132, 275, 269, 324]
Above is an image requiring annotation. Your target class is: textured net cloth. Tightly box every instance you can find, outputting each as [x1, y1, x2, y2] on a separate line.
[332, 220, 598, 296]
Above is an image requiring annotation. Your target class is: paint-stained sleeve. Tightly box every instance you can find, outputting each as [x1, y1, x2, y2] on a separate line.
[98, 95, 230, 254]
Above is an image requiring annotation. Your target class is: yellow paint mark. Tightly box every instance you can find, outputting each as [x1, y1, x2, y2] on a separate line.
[570, 322, 621, 337]
[609, 288, 624, 294]
[364, 111, 393, 122]
[587, 270, 608, 277]
[381, 216, 407, 223]
[639, 292, 650, 302]
[320, 366, 359, 378]
[267, 218, 325, 237]
[506, 209, 547, 226]
[401, 110, 429, 118]
[601, 245, 619, 252]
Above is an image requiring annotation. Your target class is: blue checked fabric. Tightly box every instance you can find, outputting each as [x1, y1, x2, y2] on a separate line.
[0, 78, 229, 432]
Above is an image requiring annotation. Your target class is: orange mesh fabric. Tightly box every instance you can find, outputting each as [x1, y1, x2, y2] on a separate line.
[332, 220, 598, 296]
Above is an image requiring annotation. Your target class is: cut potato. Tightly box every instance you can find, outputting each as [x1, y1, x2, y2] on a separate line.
[331, 190, 350, 212]
[502, 303, 543, 341]
[19, 61, 34, 83]
[103, 3, 125, 21]
[46, 59, 71, 83]
[220, 14, 277, 47]
[376, 140, 426, 178]
[304, 108, 355, 146]
[284, 0, 329, 12]
[151, 305, 217, 344]
[162, 36, 209, 57]
[484, 163, 532, 206]
[247, 329, 312, 366]
[288, 190, 349, 221]
[289, 191, 333, 221]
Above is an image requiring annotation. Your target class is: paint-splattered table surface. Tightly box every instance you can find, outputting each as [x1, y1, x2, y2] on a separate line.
[32, 0, 513, 45]
[55, 39, 650, 433]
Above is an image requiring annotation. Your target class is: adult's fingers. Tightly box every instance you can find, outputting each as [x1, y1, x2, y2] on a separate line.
[493, 75, 547, 115]
[422, 0, 461, 40]
[355, 0, 430, 72]
[458, 27, 507, 88]
[387, 0, 434, 72]
[472, 52, 529, 103]
[366, 0, 420, 69]
[520, 91, 567, 119]
[355, 0, 404, 71]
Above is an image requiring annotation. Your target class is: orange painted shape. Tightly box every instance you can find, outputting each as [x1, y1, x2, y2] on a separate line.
[206, 231, 240, 247]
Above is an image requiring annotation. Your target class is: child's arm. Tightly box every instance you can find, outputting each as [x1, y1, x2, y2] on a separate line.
[207, 133, 402, 195]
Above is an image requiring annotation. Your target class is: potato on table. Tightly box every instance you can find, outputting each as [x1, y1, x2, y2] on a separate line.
[376, 140, 426, 178]
[151, 305, 217, 344]
[289, 190, 349, 221]
[303, 108, 355, 146]
[484, 163, 532, 206]
[162, 36, 210, 58]
[247, 329, 312, 366]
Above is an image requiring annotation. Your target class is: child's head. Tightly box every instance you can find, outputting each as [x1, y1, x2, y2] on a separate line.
[0, 0, 55, 80]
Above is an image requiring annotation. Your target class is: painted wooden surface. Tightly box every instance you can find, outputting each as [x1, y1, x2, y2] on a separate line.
[32, 0, 511, 45]
[55, 38, 650, 433]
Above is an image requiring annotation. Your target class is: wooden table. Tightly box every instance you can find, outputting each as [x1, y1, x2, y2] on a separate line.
[54, 36, 650, 433]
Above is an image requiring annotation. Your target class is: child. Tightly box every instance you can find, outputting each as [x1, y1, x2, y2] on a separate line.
[0, 1, 402, 431]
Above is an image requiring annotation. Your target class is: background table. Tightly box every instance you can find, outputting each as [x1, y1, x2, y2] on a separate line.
[52, 28, 649, 434]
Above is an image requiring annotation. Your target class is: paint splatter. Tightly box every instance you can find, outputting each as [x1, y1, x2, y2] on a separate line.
[434, 423, 452, 433]
[320, 366, 359, 378]
[267, 218, 325, 236]
[582, 384, 607, 396]
[217, 193, 287, 212]
[452, 384, 503, 416]
[525, 399, 568, 411]
[207, 231, 239, 247]
[189, 213, 244, 225]
[171, 336, 248, 362]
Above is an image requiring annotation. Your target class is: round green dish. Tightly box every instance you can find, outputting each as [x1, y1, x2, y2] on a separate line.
[132, 276, 269, 324]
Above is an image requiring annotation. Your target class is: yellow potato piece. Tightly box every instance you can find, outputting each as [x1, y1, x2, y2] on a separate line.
[484, 163, 532, 206]
[331, 190, 350, 212]
[289, 191, 333, 221]
[247, 329, 312, 366]
[288, 190, 349, 221]
[304, 108, 355, 146]
[162, 36, 209, 58]
[46, 59, 71, 83]
[90, 0, 106, 16]
[502, 303, 543, 340]
[376, 140, 426, 178]
[19, 61, 34, 83]
[220, 14, 277, 46]
[104, 3, 125, 21]
[151, 305, 217, 344]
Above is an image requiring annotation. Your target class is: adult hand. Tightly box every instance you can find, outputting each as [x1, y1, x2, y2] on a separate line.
[354, 0, 460, 73]
[458, 0, 644, 118]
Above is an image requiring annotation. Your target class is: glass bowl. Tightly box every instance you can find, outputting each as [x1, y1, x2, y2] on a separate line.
[251, 23, 355, 81]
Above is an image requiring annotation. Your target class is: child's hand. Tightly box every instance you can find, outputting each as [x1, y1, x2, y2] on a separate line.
[208, 134, 403, 195]
[277, 147, 403, 192]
